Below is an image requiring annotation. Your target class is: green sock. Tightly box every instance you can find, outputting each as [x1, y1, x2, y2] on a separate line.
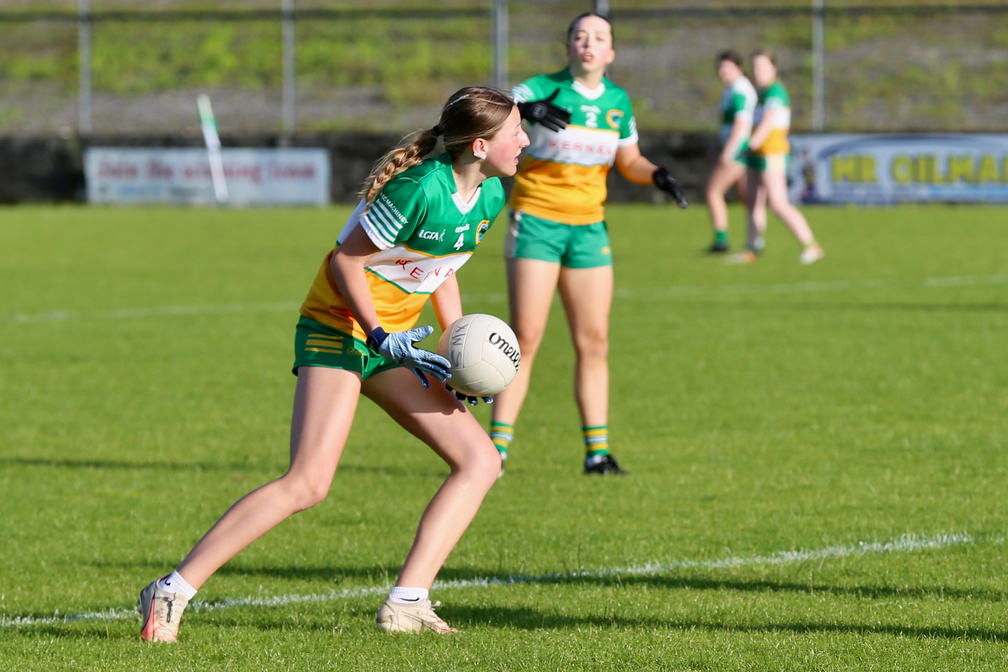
[583, 425, 609, 460]
[715, 230, 729, 245]
[489, 421, 514, 459]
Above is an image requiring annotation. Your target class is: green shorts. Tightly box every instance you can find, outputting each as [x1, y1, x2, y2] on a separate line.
[731, 140, 750, 165]
[745, 153, 790, 174]
[504, 211, 612, 269]
[292, 316, 400, 378]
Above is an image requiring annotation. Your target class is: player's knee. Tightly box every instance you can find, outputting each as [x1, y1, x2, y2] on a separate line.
[474, 448, 503, 487]
[512, 327, 545, 356]
[458, 442, 502, 487]
[575, 330, 608, 360]
[285, 473, 333, 511]
[705, 181, 724, 202]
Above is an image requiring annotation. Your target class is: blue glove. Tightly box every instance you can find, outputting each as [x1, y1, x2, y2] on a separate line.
[445, 383, 494, 407]
[653, 166, 689, 209]
[366, 326, 452, 389]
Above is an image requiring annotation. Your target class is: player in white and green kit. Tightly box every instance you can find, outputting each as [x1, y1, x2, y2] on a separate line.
[735, 50, 823, 265]
[488, 12, 689, 476]
[705, 49, 757, 253]
[138, 87, 530, 641]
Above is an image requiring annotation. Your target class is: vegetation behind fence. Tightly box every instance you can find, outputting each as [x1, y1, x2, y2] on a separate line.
[1, 1, 1006, 137]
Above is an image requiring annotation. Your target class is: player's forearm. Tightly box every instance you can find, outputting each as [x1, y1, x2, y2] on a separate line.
[330, 251, 381, 333]
[431, 277, 463, 331]
[618, 154, 661, 186]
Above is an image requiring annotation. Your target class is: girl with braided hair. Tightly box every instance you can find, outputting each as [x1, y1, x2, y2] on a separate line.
[138, 86, 529, 639]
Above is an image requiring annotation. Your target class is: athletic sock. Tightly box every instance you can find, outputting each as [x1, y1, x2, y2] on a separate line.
[583, 425, 609, 462]
[157, 570, 198, 600]
[389, 586, 429, 604]
[715, 230, 729, 246]
[489, 421, 514, 459]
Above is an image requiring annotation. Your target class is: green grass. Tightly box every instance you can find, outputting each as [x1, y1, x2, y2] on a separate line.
[1, 203, 1006, 671]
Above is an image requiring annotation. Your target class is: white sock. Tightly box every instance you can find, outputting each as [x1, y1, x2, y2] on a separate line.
[388, 586, 428, 604]
[157, 571, 198, 600]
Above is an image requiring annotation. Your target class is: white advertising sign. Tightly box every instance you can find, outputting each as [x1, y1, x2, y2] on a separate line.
[85, 148, 330, 206]
[788, 134, 1008, 205]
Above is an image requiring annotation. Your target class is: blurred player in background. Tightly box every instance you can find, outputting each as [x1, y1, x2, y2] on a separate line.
[138, 86, 529, 641]
[704, 49, 757, 253]
[733, 49, 824, 265]
[488, 11, 688, 476]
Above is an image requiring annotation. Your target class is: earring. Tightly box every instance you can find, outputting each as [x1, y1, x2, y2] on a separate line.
[473, 149, 487, 159]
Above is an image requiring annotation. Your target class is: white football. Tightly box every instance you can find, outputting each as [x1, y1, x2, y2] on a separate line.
[437, 314, 521, 397]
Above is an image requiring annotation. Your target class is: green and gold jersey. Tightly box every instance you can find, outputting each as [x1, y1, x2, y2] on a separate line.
[719, 75, 757, 147]
[300, 154, 504, 340]
[510, 69, 638, 225]
[752, 80, 791, 156]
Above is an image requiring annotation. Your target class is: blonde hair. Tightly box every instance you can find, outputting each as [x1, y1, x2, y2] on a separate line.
[358, 86, 516, 203]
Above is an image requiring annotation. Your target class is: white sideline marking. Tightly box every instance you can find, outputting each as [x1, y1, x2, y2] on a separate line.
[615, 273, 1008, 300]
[7, 302, 298, 325]
[5, 274, 1007, 326]
[0, 531, 994, 629]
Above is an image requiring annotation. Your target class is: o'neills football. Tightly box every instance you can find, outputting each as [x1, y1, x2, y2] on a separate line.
[437, 314, 521, 397]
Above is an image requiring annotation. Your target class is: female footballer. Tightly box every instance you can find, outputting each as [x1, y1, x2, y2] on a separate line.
[488, 12, 688, 476]
[138, 86, 529, 640]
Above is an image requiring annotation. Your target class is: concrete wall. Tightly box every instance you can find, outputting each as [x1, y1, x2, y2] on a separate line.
[0, 132, 716, 206]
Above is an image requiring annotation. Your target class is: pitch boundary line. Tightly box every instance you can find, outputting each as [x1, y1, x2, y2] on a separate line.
[0, 531, 997, 629]
[7, 273, 1007, 325]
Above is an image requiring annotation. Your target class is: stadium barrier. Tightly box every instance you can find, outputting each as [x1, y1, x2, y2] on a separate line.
[0, 132, 711, 206]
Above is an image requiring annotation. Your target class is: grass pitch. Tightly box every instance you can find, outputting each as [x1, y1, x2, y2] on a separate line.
[0, 203, 1005, 671]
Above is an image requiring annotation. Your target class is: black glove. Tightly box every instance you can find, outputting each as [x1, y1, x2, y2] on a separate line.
[445, 383, 494, 407]
[653, 167, 689, 209]
[517, 90, 571, 132]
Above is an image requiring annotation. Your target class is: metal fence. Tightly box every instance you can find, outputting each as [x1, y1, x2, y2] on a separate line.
[1, 1, 1006, 138]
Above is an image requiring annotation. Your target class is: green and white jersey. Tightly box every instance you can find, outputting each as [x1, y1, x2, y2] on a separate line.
[511, 69, 639, 225]
[300, 154, 504, 339]
[752, 80, 792, 156]
[719, 75, 757, 146]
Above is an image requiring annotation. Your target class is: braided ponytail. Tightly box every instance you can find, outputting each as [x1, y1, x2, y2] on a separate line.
[358, 127, 440, 203]
[357, 86, 515, 204]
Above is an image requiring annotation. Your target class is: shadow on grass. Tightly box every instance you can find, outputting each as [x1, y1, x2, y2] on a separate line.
[0, 456, 265, 472]
[191, 602, 1008, 644]
[108, 561, 1006, 607]
[9, 570, 1007, 644]
[13, 609, 1006, 645]
[448, 605, 1008, 642]
[555, 571, 1008, 604]
[0, 456, 441, 478]
[788, 301, 1007, 313]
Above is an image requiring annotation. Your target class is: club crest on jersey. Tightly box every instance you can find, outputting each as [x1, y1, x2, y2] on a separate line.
[477, 220, 490, 243]
[605, 109, 624, 130]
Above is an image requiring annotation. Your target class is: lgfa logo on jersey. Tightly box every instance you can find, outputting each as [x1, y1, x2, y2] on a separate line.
[605, 109, 624, 130]
[418, 229, 445, 242]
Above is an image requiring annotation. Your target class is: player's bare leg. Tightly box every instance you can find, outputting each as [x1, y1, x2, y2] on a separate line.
[705, 159, 746, 252]
[174, 367, 361, 588]
[764, 168, 817, 246]
[141, 367, 361, 641]
[366, 368, 500, 589]
[491, 257, 562, 461]
[559, 265, 623, 474]
[366, 369, 500, 632]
